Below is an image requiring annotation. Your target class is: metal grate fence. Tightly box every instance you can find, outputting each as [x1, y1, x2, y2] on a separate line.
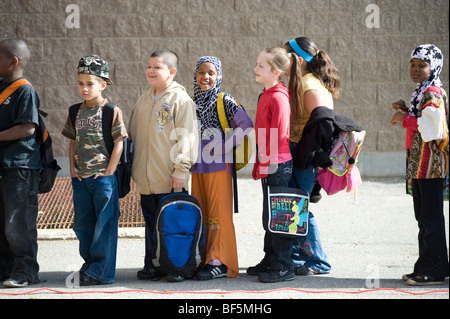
[37, 177, 144, 229]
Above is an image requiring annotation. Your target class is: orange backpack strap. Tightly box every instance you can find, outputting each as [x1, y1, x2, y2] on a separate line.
[0, 79, 31, 105]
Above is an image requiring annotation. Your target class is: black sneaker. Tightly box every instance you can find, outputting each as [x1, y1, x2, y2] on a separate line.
[294, 265, 321, 276]
[406, 275, 445, 286]
[137, 267, 163, 281]
[3, 276, 29, 288]
[79, 273, 109, 286]
[247, 257, 270, 276]
[258, 269, 295, 283]
[195, 264, 227, 280]
[166, 273, 184, 282]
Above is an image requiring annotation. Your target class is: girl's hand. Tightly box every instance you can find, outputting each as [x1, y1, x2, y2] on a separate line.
[392, 100, 408, 113]
[391, 111, 405, 125]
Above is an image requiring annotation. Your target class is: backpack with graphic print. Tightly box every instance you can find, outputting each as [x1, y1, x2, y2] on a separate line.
[317, 130, 366, 196]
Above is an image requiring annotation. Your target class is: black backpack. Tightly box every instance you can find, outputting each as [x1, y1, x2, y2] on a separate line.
[69, 102, 133, 198]
[0, 78, 60, 194]
[37, 110, 61, 194]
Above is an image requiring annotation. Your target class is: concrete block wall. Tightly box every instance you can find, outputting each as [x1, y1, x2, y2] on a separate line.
[1, 0, 449, 177]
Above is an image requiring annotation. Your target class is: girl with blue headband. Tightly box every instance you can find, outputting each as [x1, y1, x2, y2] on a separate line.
[285, 37, 340, 145]
[283, 37, 341, 277]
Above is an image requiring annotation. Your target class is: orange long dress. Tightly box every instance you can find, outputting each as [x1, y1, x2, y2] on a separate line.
[191, 167, 239, 278]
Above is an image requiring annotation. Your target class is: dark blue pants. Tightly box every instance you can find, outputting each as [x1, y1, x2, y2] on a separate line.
[412, 178, 449, 278]
[140, 193, 169, 270]
[0, 169, 40, 283]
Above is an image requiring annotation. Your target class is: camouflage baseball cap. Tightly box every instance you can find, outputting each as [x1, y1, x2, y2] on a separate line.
[77, 54, 113, 85]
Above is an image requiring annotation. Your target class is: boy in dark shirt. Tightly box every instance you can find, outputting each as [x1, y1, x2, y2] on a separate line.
[0, 39, 42, 288]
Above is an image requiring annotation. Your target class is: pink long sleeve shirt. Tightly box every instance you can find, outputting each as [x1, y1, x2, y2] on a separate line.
[253, 82, 292, 179]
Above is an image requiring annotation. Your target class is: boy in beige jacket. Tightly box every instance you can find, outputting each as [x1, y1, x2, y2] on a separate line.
[129, 50, 198, 281]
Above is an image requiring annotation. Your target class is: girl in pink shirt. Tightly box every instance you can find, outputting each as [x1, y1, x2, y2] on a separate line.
[249, 47, 295, 283]
[252, 48, 292, 180]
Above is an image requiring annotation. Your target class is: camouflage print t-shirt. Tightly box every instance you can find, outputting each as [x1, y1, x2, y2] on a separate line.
[62, 101, 128, 178]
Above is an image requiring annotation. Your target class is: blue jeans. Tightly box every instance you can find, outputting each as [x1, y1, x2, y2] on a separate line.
[0, 169, 40, 283]
[72, 175, 120, 283]
[290, 165, 332, 274]
[262, 160, 294, 271]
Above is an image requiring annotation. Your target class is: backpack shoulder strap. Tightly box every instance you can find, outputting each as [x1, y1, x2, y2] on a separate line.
[0, 79, 45, 141]
[216, 92, 245, 132]
[216, 92, 229, 130]
[102, 102, 117, 155]
[68, 103, 83, 126]
[0, 79, 31, 105]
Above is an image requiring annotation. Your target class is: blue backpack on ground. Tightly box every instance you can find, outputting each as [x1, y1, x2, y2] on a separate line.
[152, 190, 205, 277]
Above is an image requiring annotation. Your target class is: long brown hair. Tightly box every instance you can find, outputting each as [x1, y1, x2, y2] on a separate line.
[284, 37, 341, 120]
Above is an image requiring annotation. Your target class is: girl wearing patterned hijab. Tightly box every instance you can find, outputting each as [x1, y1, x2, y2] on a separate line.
[391, 44, 449, 286]
[191, 56, 253, 280]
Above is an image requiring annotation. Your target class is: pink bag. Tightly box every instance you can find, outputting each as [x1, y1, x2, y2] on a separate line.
[317, 130, 365, 196]
[317, 168, 347, 195]
[317, 165, 362, 195]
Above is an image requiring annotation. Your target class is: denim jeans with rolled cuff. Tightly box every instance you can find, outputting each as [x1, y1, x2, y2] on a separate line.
[289, 164, 331, 274]
[72, 174, 120, 283]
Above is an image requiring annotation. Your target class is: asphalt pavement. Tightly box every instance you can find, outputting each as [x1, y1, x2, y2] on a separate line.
[0, 178, 448, 303]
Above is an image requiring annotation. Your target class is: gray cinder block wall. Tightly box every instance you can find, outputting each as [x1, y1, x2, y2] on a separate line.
[1, 0, 448, 177]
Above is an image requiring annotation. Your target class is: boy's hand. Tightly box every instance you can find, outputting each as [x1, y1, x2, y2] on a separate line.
[70, 169, 82, 181]
[391, 111, 405, 125]
[392, 100, 408, 113]
[94, 169, 114, 179]
[171, 177, 185, 189]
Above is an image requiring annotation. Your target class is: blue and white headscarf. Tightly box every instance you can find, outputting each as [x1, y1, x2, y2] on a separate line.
[409, 44, 443, 117]
[193, 56, 223, 135]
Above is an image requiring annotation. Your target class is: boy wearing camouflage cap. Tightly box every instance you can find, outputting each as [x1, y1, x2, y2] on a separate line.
[61, 55, 127, 286]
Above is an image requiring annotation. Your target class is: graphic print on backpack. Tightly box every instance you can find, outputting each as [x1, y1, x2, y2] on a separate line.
[317, 130, 366, 195]
[328, 130, 366, 177]
[152, 192, 205, 277]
